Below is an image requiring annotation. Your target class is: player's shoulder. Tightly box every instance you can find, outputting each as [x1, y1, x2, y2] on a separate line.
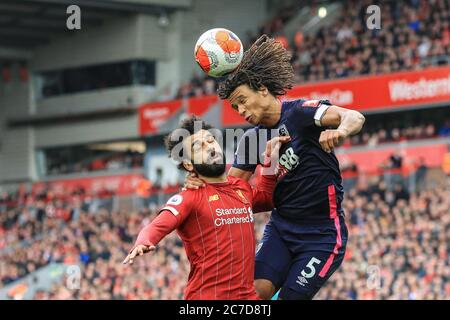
[227, 175, 252, 190]
[161, 189, 205, 216]
[235, 127, 261, 149]
[283, 98, 333, 124]
[284, 98, 332, 108]
[282, 98, 306, 108]
[166, 188, 201, 205]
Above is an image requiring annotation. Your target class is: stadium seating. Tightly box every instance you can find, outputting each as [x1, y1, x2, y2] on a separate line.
[177, 0, 449, 99]
[1, 171, 448, 299]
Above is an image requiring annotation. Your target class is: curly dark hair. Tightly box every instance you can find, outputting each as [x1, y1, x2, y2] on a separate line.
[217, 34, 295, 99]
[164, 115, 213, 170]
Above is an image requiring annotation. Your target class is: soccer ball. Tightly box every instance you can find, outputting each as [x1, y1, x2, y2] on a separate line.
[194, 28, 244, 78]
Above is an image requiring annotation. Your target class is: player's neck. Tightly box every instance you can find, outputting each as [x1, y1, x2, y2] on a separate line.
[198, 173, 228, 184]
[260, 97, 282, 128]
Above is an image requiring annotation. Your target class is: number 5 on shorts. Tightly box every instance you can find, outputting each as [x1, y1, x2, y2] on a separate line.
[301, 257, 322, 278]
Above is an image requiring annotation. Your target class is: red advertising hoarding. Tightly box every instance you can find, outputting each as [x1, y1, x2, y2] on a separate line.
[336, 142, 448, 174]
[286, 66, 450, 111]
[188, 95, 218, 115]
[139, 66, 450, 134]
[139, 99, 183, 134]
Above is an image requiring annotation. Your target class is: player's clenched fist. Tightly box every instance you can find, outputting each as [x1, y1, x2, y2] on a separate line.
[319, 129, 348, 153]
[122, 244, 155, 265]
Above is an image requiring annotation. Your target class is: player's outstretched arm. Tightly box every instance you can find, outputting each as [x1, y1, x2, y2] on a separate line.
[318, 106, 365, 153]
[123, 244, 155, 265]
[123, 210, 178, 265]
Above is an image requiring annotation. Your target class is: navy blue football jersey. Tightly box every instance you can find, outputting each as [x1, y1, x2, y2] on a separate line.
[233, 98, 344, 222]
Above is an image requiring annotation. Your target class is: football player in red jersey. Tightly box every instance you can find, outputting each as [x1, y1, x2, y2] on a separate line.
[123, 115, 289, 300]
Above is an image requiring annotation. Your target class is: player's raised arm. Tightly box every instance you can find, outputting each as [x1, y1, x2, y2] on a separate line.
[228, 128, 261, 182]
[228, 167, 254, 181]
[291, 100, 365, 153]
[318, 105, 365, 153]
[250, 136, 290, 213]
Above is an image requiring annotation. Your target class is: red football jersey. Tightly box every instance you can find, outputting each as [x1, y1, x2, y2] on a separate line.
[160, 176, 266, 300]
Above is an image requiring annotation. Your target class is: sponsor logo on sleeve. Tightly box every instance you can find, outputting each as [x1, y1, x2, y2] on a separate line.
[302, 100, 320, 107]
[167, 194, 183, 206]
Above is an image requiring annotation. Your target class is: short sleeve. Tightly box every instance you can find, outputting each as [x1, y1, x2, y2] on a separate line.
[232, 128, 261, 173]
[159, 192, 194, 226]
[291, 99, 332, 128]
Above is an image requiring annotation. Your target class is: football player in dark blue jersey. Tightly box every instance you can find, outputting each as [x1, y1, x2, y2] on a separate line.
[187, 35, 365, 300]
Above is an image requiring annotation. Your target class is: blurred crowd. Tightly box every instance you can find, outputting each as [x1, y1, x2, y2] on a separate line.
[291, 0, 449, 83]
[348, 122, 448, 147]
[0, 171, 448, 299]
[316, 176, 449, 299]
[2, 208, 188, 299]
[177, 0, 450, 98]
[0, 186, 115, 254]
[0, 189, 267, 299]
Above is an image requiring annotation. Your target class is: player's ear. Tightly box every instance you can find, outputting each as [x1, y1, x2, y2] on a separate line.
[258, 85, 269, 97]
[182, 160, 194, 172]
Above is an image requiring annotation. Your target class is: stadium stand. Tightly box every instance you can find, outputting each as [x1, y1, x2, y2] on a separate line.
[177, 0, 450, 98]
[1, 172, 448, 299]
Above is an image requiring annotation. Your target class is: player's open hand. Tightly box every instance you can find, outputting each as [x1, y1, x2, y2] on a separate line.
[261, 135, 291, 175]
[264, 135, 291, 161]
[319, 129, 347, 153]
[122, 244, 155, 265]
[183, 171, 205, 190]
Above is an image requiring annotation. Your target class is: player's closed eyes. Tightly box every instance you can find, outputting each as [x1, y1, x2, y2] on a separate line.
[192, 135, 215, 152]
[231, 102, 246, 112]
[192, 141, 202, 152]
[193, 144, 202, 153]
